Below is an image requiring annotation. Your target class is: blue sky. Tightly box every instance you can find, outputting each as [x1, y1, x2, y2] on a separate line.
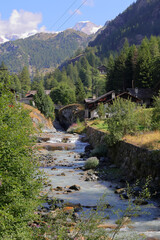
[0, 0, 135, 36]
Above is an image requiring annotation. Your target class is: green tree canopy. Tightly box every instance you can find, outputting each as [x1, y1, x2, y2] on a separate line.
[34, 85, 55, 119]
[50, 83, 76, 105]
[75, 78, 86, 103]
[0, 86, 42, 239]
[19, 66, 31, 94]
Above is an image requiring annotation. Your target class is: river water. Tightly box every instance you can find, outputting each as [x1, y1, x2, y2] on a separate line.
[40, 130, 160, 239]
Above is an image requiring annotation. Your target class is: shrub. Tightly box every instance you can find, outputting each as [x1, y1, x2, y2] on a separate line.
[67, 121, 86, 134]
[97, 103, 106, 119]
[136, 106, 152, 131]
[0, 88, 43, 239]
[90, 144, 108, 158]
[106, 97, 138, 146]
[84, 157, 99, 170]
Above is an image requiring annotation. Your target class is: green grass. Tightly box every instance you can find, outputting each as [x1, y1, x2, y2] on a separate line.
[90, 119, 108, 132]
[67, 121, 86, 134]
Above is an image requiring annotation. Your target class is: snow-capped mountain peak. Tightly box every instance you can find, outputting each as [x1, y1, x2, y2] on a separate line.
[73, 21, 102, 35]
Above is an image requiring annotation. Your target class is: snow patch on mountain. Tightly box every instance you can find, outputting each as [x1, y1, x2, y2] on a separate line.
[73, 21, 102, 35]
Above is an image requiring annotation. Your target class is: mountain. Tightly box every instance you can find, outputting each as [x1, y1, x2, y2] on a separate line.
[0, 29, 90, 73]
[0, 31, 38, 44]
[89, 0, 160, 55]
[73, 21, 102, 35]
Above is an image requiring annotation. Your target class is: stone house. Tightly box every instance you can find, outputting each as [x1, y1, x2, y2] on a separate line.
[20, 90, 51, 105]
[84, 91, 141, 119]
[127, 88, 154, 107]
[97, 65, 107, 75]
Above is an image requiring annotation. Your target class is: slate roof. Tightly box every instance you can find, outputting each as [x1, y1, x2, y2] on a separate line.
[127, 88, 154, 99]
[84, 90, 115, 105]
[85, 91, 141, 111]
[26, 90, 51, 98]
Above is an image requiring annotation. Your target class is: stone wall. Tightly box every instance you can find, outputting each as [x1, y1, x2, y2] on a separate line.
[58, 104, 85, 130]
[86, 125, 106, 147]
[86, 125, 160, 183]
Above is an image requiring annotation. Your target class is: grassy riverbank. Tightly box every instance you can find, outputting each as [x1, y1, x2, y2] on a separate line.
[123, 130, 160, 150]
[87, 119, 160, 150]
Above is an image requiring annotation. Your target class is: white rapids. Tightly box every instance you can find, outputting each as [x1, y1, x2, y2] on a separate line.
[40, 130, 160, 239]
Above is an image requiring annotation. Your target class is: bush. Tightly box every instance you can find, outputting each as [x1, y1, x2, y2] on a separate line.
[84, 157, 99, 170]
[90, 144, 108, 158]
[97, 103, 106, 119]
[136, 106, 152, 131]
[50, 83, 76, 105]
[0, 88, 43, 239]
[106, 97, 138, 146]
[67, 121, 86, 134]
[34, 85, 55, 120]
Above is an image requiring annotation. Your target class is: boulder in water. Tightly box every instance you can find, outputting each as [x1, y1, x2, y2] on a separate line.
[69, 185, 81, 191]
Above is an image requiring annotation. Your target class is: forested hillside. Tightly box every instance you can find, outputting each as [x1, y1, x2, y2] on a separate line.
[0, 30, 90, 73]
[89, 0, 160, 56]
[106, 37, 160, 91]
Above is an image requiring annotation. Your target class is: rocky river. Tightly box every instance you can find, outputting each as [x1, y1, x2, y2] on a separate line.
[36, 128, 160, 240]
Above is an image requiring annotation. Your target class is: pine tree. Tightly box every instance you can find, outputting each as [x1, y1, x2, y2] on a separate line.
[125, 45, 138, 89]
[136, 38, 152, 88]
[113, 51, 127, 91]
[31, 70, 44, 90]
[76, 78, 86, 103]
[34, 84, 55, 119]
[10, 74, 21, 92]
[19, 66, 31, 94]
[106, 54, 115, 91]
[0, 62, 10, 89]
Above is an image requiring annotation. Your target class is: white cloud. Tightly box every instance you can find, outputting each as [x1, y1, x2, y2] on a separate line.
[0, 9, 44, 40]
[82, 0, 94, 7]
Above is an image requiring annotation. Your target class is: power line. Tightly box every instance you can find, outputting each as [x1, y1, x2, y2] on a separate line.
[49, 0, 78, 31]
[56, 0, 88, 32]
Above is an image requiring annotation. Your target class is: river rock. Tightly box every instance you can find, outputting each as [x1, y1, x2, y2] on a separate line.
[81, 135, 89, 142]
[69, 185, 81, 191]
[57, 172, 66, 176]
[84, 174, 98, 181]
[54, 186, 64, 191]
[51, 167, 56, 170]
[120, 193, 129, 200]
[81, 170, 98, 181]
[36, 142, 75, 151]
[133, 199, 148, 205]
[82, 205, 97, 210]
[61, 172, 66, 176]
[84, 144, 93, 154]
[115, 188, 126, 194]
[98, 224, 117, 229]
[38, 137, 50, 142]
[64, 202, 82, 212]
[145, 238, 160, 240]
[63, 190, 73, 194]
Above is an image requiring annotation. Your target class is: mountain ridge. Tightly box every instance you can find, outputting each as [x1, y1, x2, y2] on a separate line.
[89, 0, 160, 55]
[0, 29, 91, 73]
